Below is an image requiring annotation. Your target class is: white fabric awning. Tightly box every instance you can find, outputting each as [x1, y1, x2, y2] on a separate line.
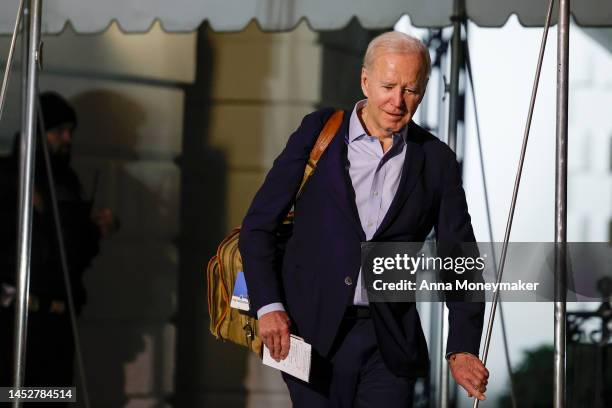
[0, 0, 611, 35]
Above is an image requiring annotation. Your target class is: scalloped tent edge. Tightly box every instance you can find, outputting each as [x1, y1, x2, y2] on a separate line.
[1, 0, 611, 35]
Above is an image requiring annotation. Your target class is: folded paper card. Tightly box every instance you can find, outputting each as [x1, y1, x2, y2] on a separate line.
[262, 335, 312, 382]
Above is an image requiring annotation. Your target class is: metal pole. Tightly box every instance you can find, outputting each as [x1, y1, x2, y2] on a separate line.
[554, 0, 570, 406]
[464, 42, 518, 408]
[0, 0, 25, 123]
[446, 0, 464, 153]
[12, 1, 41, 404]
[430, 41, 448, 406]
[441, 1, 465, 406]
[439, 305, 449, 408]
[472, 0, 555, 407]
[14, 2, 31, 394]
[21, 0, 30, 120]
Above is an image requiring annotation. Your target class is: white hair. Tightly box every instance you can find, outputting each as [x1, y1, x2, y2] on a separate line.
[363, 31, 431, 81]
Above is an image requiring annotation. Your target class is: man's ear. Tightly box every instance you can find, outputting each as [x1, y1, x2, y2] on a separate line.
[360, 67, 369, 98]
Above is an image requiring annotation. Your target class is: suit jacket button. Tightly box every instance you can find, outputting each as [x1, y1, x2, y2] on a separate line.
[344, 276, 353, 286]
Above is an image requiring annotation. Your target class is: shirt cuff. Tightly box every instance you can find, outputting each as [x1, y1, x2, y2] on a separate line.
[257, 302, 286, 319]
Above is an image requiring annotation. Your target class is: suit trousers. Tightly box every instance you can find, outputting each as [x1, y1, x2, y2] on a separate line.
[282, 314, 415, 408]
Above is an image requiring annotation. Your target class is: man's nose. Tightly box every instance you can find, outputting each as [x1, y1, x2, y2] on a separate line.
[390, 88, 404, 110]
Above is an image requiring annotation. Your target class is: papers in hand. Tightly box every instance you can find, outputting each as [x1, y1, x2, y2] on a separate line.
[262, 335, 312, 382]
[230, 271, 250, 311]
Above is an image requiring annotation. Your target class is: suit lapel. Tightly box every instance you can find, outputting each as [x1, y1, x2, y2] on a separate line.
[372, 121, 425, 239]
[322, 112, 366, 240]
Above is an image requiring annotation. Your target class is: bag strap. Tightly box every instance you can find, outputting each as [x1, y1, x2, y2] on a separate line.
[295, 110, 344, 198]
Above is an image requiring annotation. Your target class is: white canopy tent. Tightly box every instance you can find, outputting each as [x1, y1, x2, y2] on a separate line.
[1, 1, 610, 408]
[0, 0, 611, 33]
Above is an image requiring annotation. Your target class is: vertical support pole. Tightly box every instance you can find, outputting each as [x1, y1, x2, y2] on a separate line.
[21, 0, 30, 123]
[430, 39, 447, 405]
[12, 1, 41, 405]
[554, 0, 569, 407]
[446, 0, 464, 153]
[441, 1, 465, 407]
[440, 306, 450, 408]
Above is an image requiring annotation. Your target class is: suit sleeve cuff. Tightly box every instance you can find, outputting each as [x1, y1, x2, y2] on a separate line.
[257, 302, 286, 319]
[445, 351, 479, 361]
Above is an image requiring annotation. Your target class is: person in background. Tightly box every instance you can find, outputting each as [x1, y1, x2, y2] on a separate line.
[0, 91, 118, 388]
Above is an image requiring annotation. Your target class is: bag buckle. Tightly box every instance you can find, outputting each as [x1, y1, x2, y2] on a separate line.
[243, 322, 255, 340]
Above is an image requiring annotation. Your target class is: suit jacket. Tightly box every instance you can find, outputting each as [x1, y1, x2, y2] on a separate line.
[239, 108, 484, 378]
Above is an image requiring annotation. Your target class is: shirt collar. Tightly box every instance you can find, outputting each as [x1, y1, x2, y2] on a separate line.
[348, 99, 408, 144]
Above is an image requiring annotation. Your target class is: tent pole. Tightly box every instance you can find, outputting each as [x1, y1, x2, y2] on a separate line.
[21, 0, 30, 122]
[446, 0, 464, 153]
[439, 303, 449, 408]
[12, 1, 41, 404]
[471, 1, 555, 407]
[554, 0, 569, 406]
[440, 1, 465, 407]
[14, 0, 31, 393]
[464, 42, 518, 408]
[429, 32, 448, 406]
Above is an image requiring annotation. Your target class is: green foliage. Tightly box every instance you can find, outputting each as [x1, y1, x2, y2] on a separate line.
[498, 344, 554, 408]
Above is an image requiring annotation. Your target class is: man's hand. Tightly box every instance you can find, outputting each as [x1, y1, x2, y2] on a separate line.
[258, 310, 291, 362]
[449, 352, 489, 401]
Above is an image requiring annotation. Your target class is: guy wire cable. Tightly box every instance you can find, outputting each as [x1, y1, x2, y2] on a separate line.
[464, 39, 517, 408]
[36, 96, 92, 408]
[471, 0, 555, 406]
[0, 0, 25, 123]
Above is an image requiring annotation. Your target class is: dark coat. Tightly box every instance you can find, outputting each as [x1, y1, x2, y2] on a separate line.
[239, 108, 484, 378]
[0, 141, 99, 311]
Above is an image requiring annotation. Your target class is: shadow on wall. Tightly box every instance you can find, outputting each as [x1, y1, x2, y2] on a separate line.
[68, 89, 177, 406]
[319, 18, 383, 110]
[174, 22, 249, 408]
[71, 90, 146, 156]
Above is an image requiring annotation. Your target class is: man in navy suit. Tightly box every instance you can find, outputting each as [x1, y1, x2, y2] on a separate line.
[239, 31, 489, 407]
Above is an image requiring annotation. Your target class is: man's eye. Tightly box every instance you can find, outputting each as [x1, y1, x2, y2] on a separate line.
[382, 85, 393, 89]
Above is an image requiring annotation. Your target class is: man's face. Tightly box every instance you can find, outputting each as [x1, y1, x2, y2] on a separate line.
[360, 51, 428, 136]
[46, 123, 74, 157]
